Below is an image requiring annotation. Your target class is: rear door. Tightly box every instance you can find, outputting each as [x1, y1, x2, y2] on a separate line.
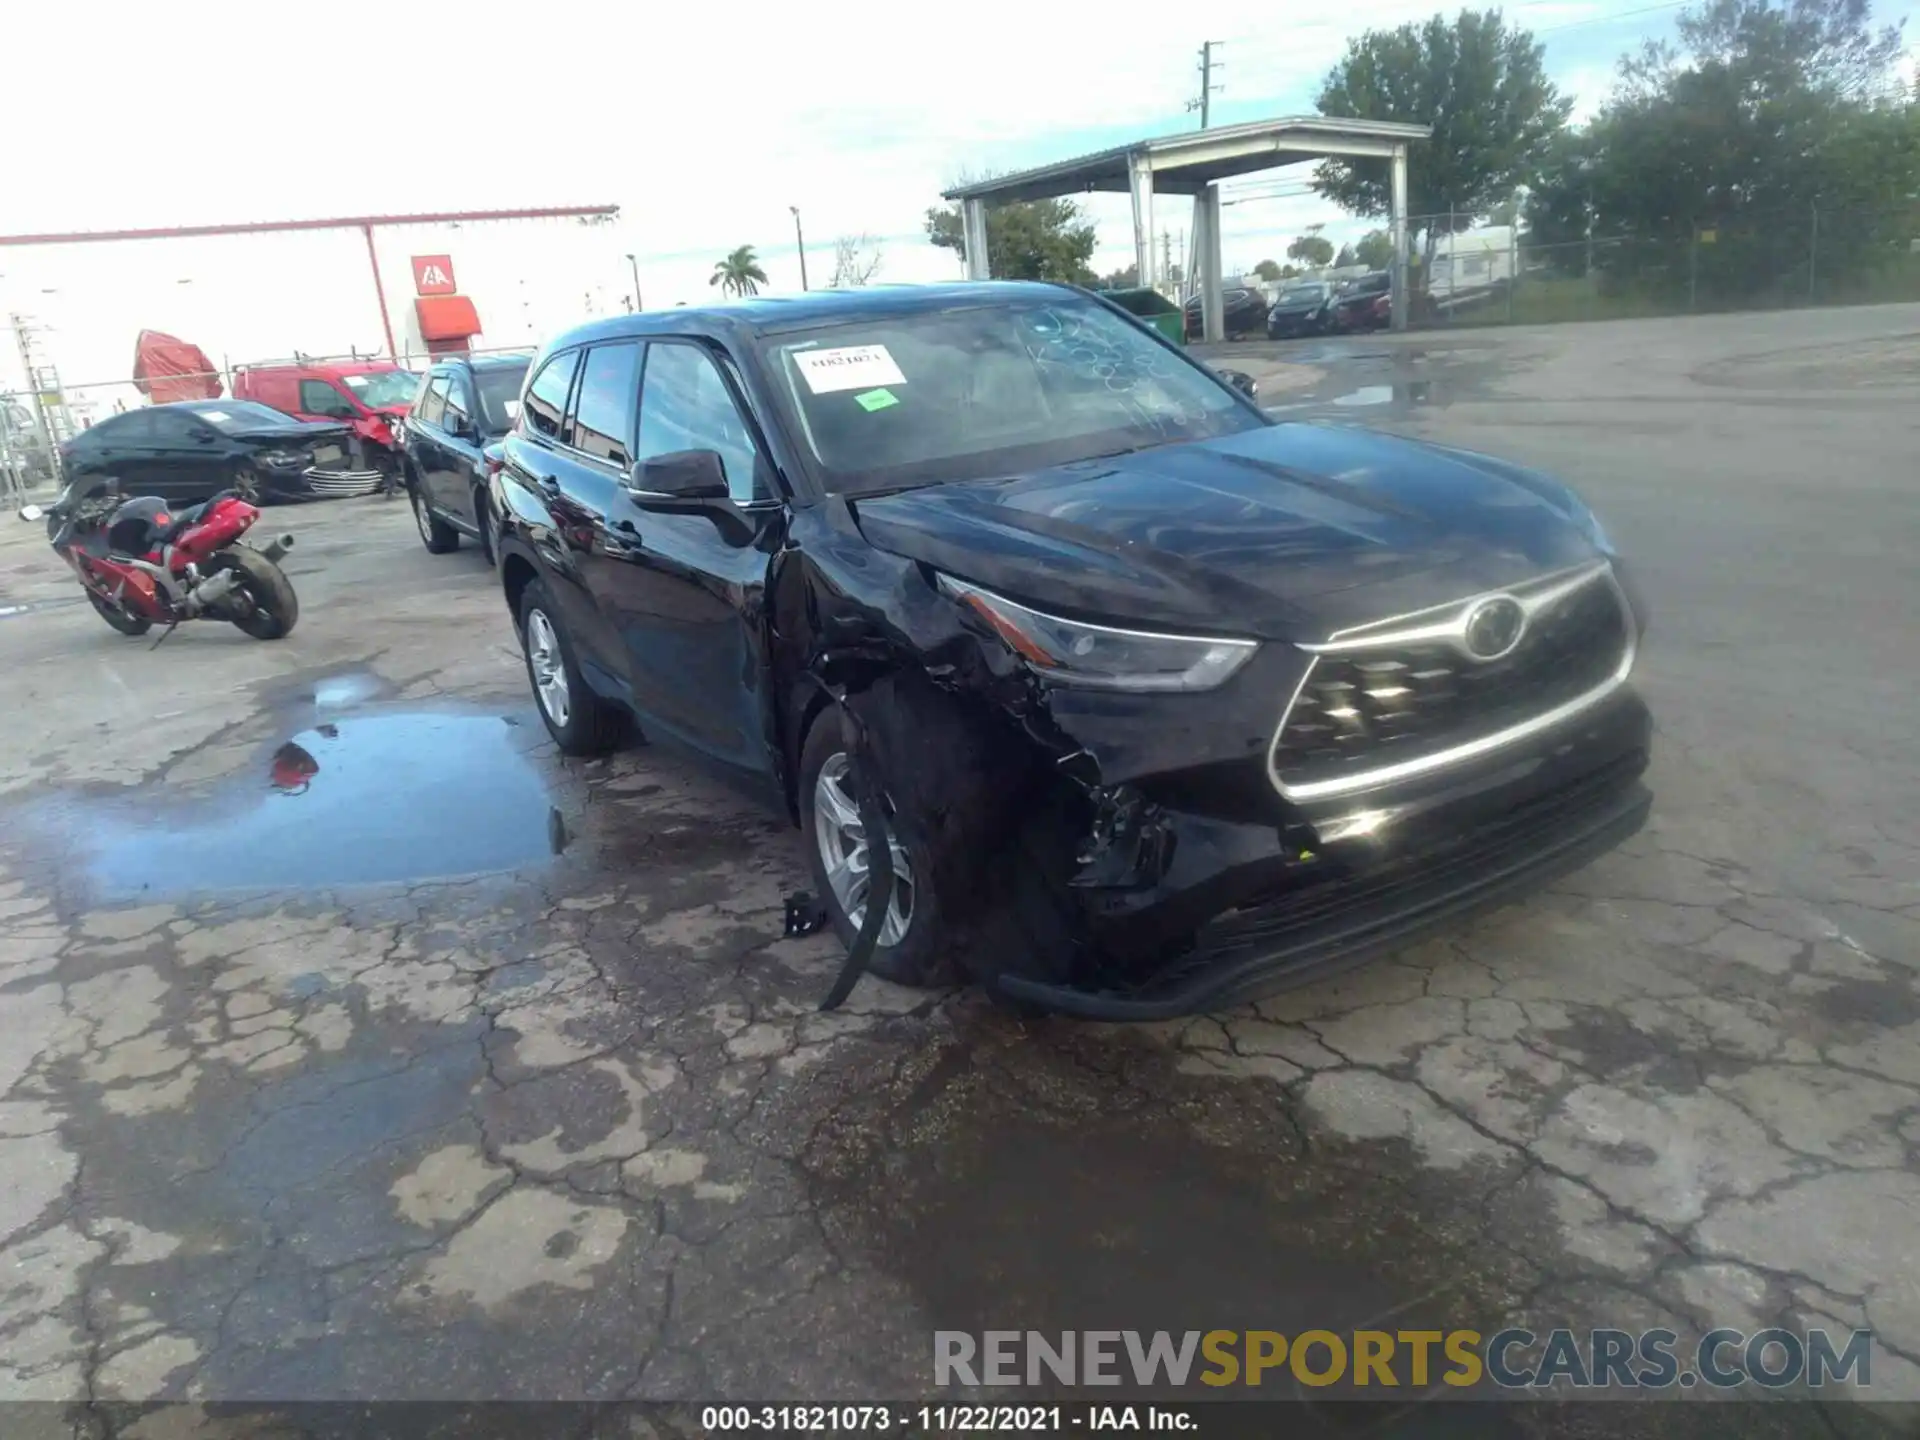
[412, 373, 456, 510]
[584, 339, 785, 784]
[502, 347, 625, 678]
[437, 367, 486, 524]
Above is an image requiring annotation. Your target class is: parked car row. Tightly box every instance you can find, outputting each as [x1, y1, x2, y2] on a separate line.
[1264, 272, 1393, 339]
[392, 281, 1652, 1023]
[1174, 273, 1396, 343]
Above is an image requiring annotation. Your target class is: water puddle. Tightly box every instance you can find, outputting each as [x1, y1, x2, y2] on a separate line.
[1331, 379, 1434, 408]
[44, 711, 562, 898]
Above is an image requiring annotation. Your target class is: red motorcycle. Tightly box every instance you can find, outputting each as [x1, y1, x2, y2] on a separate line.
[23, 477, 301, 642]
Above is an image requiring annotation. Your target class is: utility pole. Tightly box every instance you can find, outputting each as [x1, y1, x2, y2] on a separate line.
[790, 207, 809, 291]
[1808, 201, 1819, 304]
[625, 252, 643, 311]
[1187, 41, 1224, 129]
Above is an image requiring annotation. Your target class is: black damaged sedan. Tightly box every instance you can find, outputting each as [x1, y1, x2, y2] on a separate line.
[493, 283, 1651, 1018]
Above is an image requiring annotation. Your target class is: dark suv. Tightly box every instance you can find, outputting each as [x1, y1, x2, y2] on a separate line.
[400, 353, 531, 561]
[492, 283, 1651, 1019]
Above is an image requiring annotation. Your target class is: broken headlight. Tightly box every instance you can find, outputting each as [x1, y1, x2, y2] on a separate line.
[938, 575, 1258, 692]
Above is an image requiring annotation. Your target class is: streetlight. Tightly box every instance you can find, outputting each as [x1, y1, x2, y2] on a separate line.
[789, 207, 808, 291]
[625, 253, 642, 311]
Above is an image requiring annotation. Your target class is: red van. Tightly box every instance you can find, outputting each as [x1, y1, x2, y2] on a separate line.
[232, 360, 420, 493]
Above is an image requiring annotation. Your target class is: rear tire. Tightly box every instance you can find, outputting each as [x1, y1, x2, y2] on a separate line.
[215, 547, 298, 640]
[517, 580, 625, 754]
[410, 477, 459, 554]
[87, 592, 151, 636]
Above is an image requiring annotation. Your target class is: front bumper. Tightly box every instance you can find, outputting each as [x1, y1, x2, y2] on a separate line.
[997, 695, 1652, 1019]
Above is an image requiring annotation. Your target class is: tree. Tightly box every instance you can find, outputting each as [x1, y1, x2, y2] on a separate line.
[830, 234, 883, 288]
[710, 245, 769, 298]
[1525, 0, 1913, 299]
[1287, 226, 1335, 267]
[926, 180, 1098, 283]
[1253, 258, 1283, 281]
[1334, 243, 1358, 267]
[1355, 229, 1396, 269]
[1099, 264, 1140, 288]
[1313, 11, 1571, 244]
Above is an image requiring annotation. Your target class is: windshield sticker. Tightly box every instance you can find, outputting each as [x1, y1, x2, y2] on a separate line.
[794, 345, 907, 394]
[853, 388, 900, 413]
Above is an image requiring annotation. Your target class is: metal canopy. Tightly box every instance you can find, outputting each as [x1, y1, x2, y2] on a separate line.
[943, 115, 1431, 337]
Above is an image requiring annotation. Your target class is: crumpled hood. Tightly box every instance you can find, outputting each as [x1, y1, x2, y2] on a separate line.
[230, 420, 353, 444]
[851, 422, 1604, 639]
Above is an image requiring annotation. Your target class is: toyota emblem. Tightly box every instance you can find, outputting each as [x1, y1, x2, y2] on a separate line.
[1462, 595, 1527, 661]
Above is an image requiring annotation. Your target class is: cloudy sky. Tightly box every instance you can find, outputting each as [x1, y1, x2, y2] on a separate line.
[1, 0, 1911, 401]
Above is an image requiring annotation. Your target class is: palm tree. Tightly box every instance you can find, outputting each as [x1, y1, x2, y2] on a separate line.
[710, 245, 769, 298]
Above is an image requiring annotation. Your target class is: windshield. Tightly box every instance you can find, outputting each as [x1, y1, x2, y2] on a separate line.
[341, 369, 420, 408]
[475, 363, 529, 434]
[760, 296, 1262, 494]
[1279, 284, 1328, 303]
[194, 402, 300, 432]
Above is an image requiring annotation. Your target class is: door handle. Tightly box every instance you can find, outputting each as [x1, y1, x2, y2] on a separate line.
[534, 473, 561, 498]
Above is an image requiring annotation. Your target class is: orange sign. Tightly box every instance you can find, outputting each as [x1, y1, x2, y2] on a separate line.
[411, 255, 457, 295]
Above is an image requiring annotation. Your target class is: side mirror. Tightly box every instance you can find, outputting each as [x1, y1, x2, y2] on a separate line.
[1218, 368, 1260, 402]
[625, 449, 730, 506]
[193, 428, 218, 443]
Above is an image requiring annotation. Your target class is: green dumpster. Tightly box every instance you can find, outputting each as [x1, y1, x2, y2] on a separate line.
[1099, 287, 1184, 346]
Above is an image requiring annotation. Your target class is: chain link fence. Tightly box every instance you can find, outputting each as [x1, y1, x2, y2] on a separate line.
[1399, 203, 1920, 330]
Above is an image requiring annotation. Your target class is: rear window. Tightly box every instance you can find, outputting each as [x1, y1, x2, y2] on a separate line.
[194, 402, 298, 432]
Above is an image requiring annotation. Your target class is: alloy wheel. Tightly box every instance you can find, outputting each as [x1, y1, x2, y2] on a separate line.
[525, 609, 571, 728]
[812, 752, 914, 946]
[410, 488, 434, 545]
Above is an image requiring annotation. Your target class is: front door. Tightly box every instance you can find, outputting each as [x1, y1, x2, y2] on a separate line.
[142, 410, 228, 502]
[581, 339, 785, 784]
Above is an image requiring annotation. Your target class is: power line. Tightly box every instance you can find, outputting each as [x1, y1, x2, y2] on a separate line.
[1535, 0, 1688, 34]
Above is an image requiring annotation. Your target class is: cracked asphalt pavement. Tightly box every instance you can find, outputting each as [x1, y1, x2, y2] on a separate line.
[1, 306, 1916, 1430]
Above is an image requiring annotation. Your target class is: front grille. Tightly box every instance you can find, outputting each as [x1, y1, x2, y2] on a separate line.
[305, 467, 384, 497]
[1271, 566, 1632, 794]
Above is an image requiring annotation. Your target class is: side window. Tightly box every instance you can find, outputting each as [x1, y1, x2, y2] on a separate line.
[148, 411, 199, 442]
[565, 343, 640, 467]
[634, 343, 765, 503]
[443, 374, 473, 432]
[409, 371, 434, 411]
[107, 410, 158, 441]
[522, 350, 579, 441]
[418, 376, 449, 427]
[300, 381, 355, 418]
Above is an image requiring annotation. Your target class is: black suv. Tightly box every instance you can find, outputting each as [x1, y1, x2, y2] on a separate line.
[400, 353, 531, 561]
[493, 283, 1652, 1019]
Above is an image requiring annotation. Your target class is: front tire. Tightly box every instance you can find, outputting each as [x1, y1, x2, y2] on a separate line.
[87, 592, 151, 636]
[410, 478, 459, 554]
[798, 713, 951, 989]
[517, 580, 625, 754]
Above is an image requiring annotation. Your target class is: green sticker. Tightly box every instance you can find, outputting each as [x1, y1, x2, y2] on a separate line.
[854, 388, 900, 412]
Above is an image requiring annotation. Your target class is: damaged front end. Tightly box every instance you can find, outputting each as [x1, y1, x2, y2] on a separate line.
[782, 497, 1651, 1022]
